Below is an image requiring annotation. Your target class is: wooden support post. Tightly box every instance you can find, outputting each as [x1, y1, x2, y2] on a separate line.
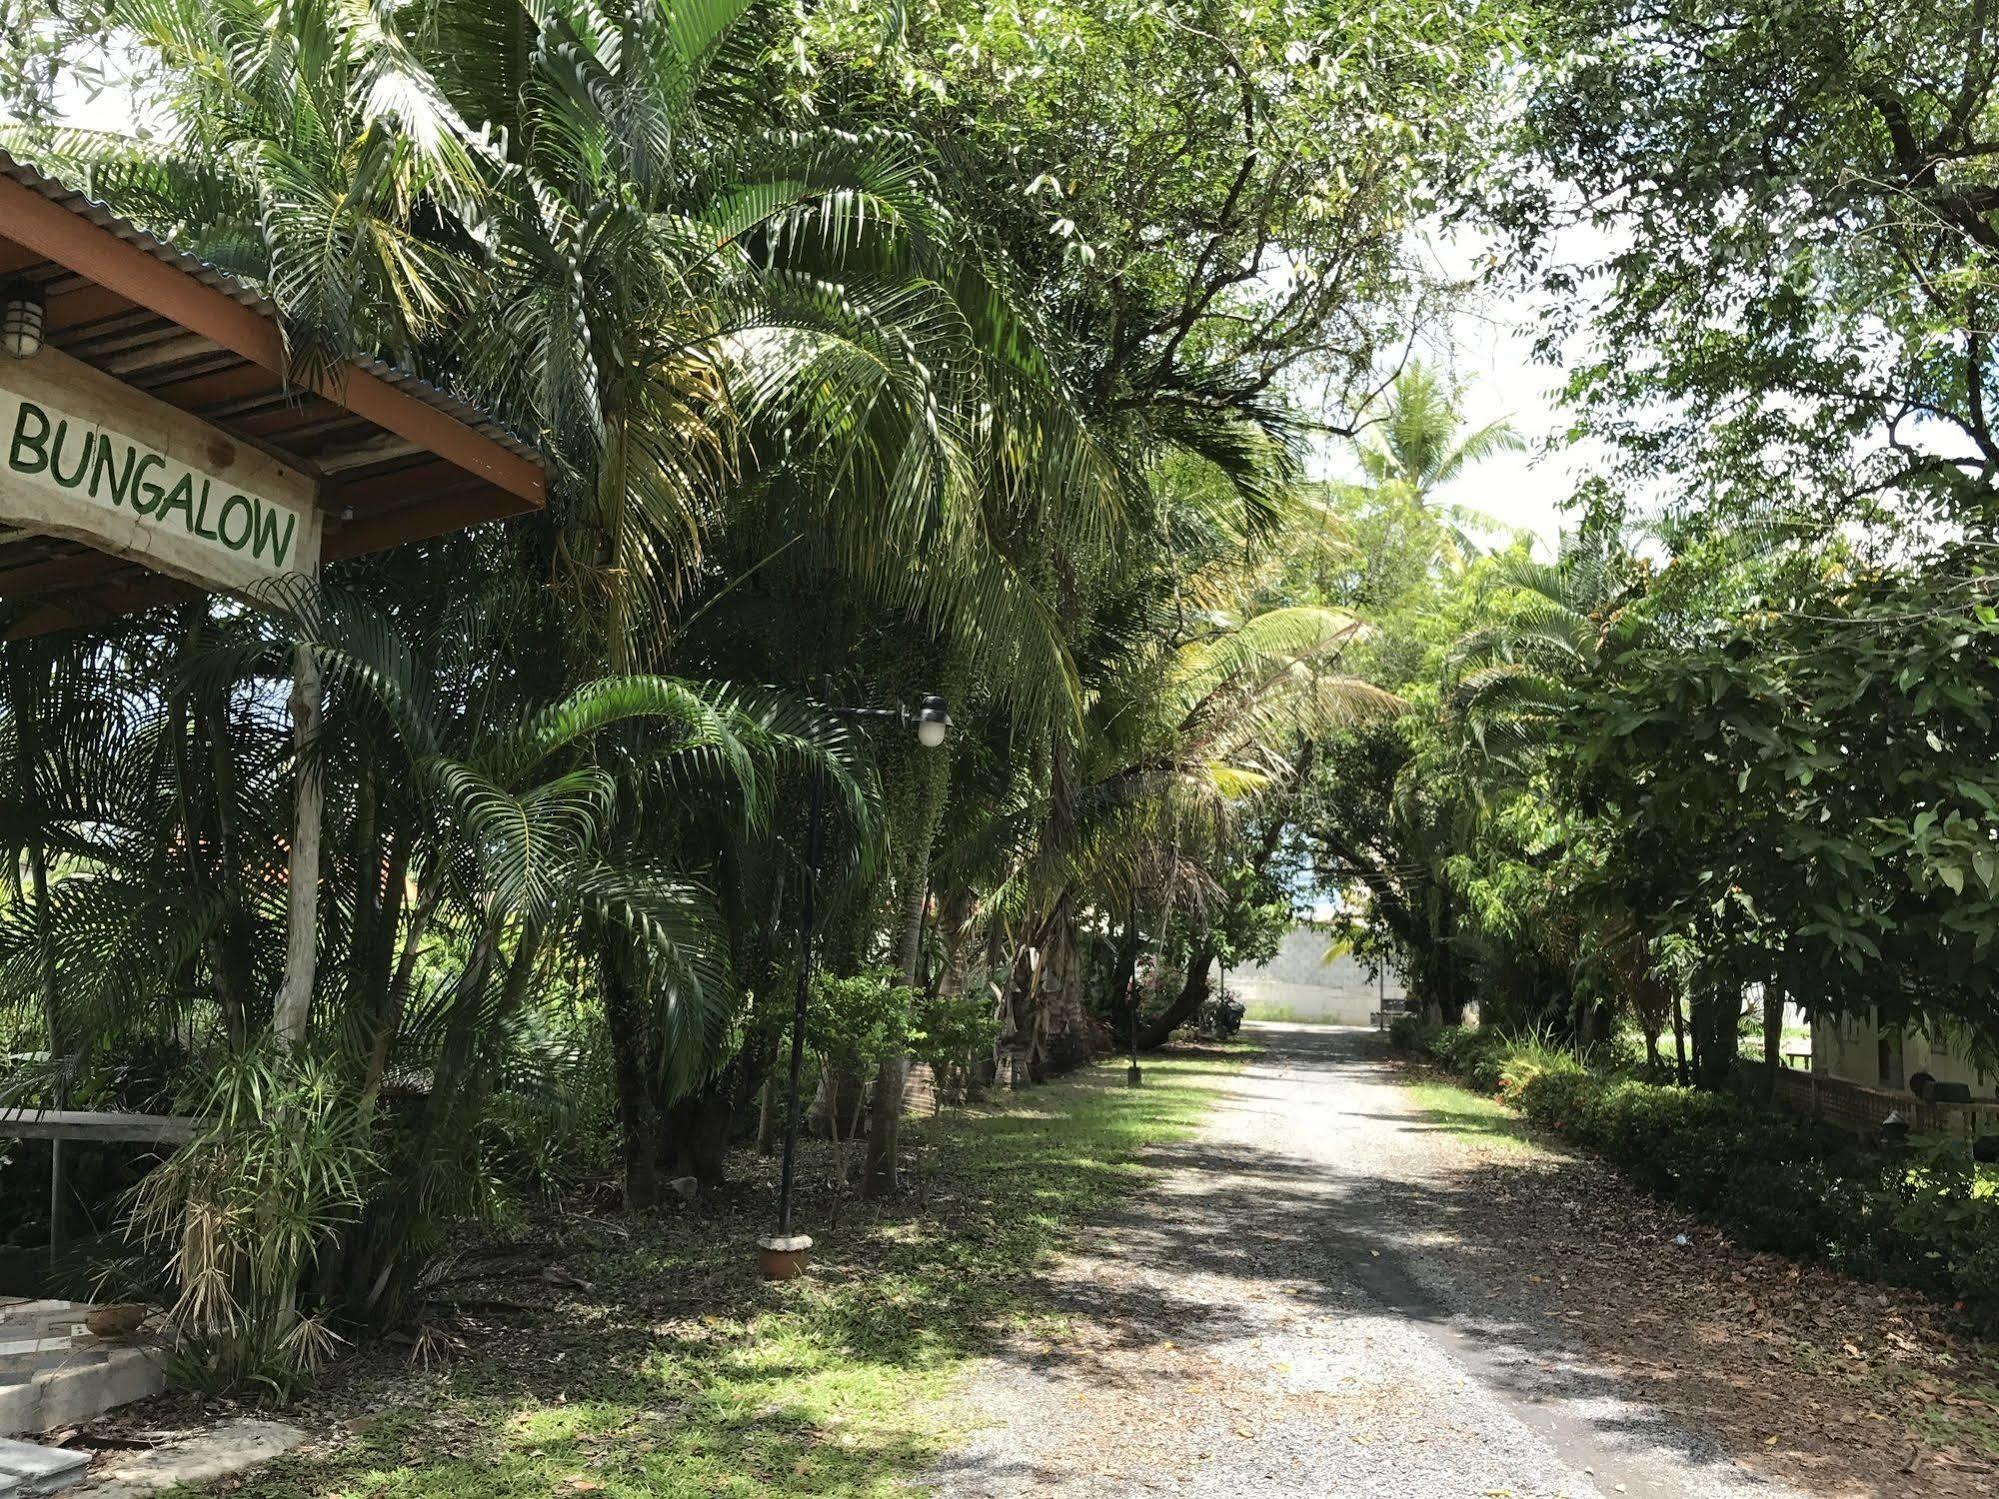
[273, 642, 322, 1047]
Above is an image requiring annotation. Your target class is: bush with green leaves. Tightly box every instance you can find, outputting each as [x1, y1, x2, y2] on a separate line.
[1398, 1025, 1999, 1326]
[907, 991, 999, 1107]
[1388, 1013, 1434, 1052]
[806, 969, 913, 1139]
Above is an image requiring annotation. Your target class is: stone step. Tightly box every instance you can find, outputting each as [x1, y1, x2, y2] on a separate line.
[0, 1305, 164, 1441]
[0, 1437, 90, 1496]
[0, 1345, 164, 1439]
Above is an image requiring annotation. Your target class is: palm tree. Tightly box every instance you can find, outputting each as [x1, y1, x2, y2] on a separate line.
[1447, 533, 1638, 767]
[19, 0, 1127, 1200]
[1357, 360, 1527, 500]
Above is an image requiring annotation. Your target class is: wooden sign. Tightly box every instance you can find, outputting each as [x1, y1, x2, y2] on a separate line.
[0, 346, 322, 600]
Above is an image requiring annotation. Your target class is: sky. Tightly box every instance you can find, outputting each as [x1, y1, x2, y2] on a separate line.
[1427, 293, 1578, 554]
[1301, 228, 1610, 561]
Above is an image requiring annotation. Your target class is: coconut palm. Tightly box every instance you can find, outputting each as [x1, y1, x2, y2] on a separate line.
[1358, 360, 1527, 500]
[15, 0, 1131, 1198]
[945, 567, 1402, 1077]
[1447, 535, 1639, 767]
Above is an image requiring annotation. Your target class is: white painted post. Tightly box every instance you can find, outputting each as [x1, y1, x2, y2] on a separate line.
[272, 642, 322, 1047]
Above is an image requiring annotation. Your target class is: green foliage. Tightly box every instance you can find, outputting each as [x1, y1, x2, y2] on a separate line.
[129, 1047, 375, 1396]
[1387, 1013, 1432, 1052]
[807, 970, 911, 1070]
[905, 990, 1000, 1103]
[198, 1055, 1240, 1499]
[1503, 0, 1999, 534]
[1404, 1026, 1999, 1327]
[1567, 543, 1999, 1066]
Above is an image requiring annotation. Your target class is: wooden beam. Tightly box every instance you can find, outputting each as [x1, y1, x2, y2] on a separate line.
[139, 360, 278, 412]
[44, 282, 137, 333]
[98, 333, 224, 376]
[0, 1109, 197, 1145]
[0, 548, 128, 599]
[0, 174, 545, 507]
[323, 480, 528, 561]
[3, 572, 194, 637]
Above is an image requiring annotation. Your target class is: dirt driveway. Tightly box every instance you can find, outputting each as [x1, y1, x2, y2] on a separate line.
[928, 1024, 1998, 1499]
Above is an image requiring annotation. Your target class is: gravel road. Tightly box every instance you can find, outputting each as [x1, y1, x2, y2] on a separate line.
[927, 1023, 1803, 1499]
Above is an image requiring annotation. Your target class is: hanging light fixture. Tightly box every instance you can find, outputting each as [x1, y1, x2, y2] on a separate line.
[2, 282, 45, 359]
[914, 694, 952, 749]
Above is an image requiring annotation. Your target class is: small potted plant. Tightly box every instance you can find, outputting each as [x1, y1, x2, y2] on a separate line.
[757, 1234, 812, 1280]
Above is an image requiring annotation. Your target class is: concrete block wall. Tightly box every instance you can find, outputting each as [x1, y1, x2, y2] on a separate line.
[1229, 927, 1404, 1025]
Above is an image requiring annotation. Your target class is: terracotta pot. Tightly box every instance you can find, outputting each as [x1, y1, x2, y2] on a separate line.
[757, 1235, 812, 1281]
[85, 1303, 148, 1339]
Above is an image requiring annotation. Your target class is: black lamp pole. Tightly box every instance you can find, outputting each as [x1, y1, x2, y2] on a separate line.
[775, 762, 825, 1239]
[770, 690, 951, 1257]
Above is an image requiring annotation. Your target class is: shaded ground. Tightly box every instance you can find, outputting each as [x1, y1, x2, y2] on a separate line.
[60, 1051, 1245, 1497]
[930, 1023, 1999, 1499]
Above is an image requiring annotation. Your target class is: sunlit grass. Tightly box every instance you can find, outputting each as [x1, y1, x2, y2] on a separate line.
[1399, 1077, 1546, 1156]
[198, 1050, 1244, 1498]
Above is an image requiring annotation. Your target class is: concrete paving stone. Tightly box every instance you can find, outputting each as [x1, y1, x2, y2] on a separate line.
[0, 1436, 89, 1496]
[74, 1420, 305, 1497]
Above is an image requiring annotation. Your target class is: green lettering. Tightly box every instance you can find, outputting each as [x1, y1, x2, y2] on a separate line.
[89, 436, 136, 507]
[9, 402, 50, 474]
[130, 453, 166, 515]
[216, 494, 253, 551]
[193, 479, 218, 539]
[155, 472, 195, 528]
[49, 421, 91, 488]
[251, 500, 296, 567]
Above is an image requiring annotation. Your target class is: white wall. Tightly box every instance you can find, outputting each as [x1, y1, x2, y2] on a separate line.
[1228, 926, 1404, 1025]
[1811, 1009, 1995, 1099]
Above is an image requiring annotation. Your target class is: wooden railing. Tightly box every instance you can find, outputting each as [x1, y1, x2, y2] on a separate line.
[1770, 1068, 1999, 1141]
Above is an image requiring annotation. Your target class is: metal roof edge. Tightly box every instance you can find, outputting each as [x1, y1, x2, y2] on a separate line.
[0, 146, 544, 468]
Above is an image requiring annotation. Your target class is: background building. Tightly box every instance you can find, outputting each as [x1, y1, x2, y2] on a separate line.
[1230, 924, 1406, 1025]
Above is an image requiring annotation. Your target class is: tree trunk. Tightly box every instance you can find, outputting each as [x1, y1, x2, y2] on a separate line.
[1758, 981, 1783, 1105]
[274, 643, 323, 1047]
[359, 869, 442, 1117]
[1109, 906, 1141, 1030]
[1689, 986, 1739, 1092]
[865, 836, 930, 1199]
[201, 687, 253, 1044]
[601, 951, 660, 1209]
[662, 1087, 737, 1187]
[756, 1071, 778, 1156]
[1137, 942, 1215, 1050]
[1433, 904, 1467, 1026]
[1671, 988, 1689, 1085]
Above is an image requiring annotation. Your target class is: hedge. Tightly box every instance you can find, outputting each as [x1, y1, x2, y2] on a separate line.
[1392, 1019, 1999, 1328]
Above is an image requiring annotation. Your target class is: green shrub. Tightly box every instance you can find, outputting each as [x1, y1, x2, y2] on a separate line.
[1387, 1013, 1434, 1051]
[908, 990, 1001, 1105]
[1414, 1024, 1999, 1328]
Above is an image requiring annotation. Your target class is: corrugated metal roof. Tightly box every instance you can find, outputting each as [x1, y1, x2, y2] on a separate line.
[0, 147, 543, 465]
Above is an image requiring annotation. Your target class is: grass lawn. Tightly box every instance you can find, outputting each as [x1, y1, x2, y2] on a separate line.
[1396, 1077, 1544, 1156]
[184, 1048, 1246, 1499]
